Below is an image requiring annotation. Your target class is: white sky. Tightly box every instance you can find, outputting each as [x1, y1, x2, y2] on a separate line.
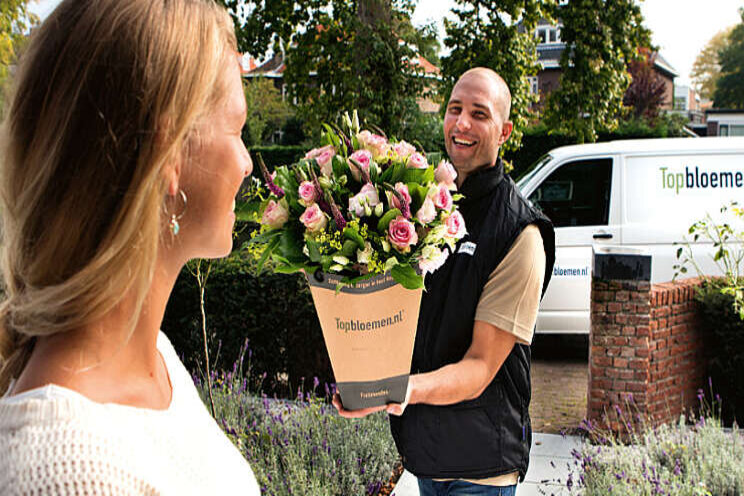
[29, 0, 744, 86]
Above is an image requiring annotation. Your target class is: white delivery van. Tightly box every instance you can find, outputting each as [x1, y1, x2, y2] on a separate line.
[516, 137, 744, 334]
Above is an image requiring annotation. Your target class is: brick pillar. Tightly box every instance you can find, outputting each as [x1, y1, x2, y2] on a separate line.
[589, 249, 706, 431]
[589, 251, 652, 431]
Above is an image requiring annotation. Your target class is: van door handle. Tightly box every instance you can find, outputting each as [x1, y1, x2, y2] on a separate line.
[593, 233, 613, 239]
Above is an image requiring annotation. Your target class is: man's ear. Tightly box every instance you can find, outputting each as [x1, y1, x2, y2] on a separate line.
[498, 121, 513, 147]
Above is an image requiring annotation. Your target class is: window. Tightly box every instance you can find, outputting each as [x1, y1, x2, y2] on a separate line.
[528, 158, 613, 227]
[674, 97, 686, 111]
[527, 76, 538, 95]
[536, 26, 561, 44]
[730, 125, 744, 136]
[720, 124, 729, 136]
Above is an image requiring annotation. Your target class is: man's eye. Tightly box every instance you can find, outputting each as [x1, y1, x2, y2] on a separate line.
[448, 107, 461, 114]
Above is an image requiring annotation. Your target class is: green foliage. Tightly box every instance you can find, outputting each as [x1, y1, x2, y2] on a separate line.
[695, 281, 744, 426]
[162, 250, 333, 397]
[282, 0, 427, 138]
[248, 146, 306, 172]
[440, 0, 553, 155]
[400, 111, 445, 155]
[691, 28, 732, 101]
[543, 0, 650, 143]
[673, 203, 744, 424]
[507, 116, 688, 180]
[200, 376, 399, 496]
[674, 202, 744, 319]
[713, 8, 744, 109]
[242, 77, 294, 146]
[0, 0, 36, 114]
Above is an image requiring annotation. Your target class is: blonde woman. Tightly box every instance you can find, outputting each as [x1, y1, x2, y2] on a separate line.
[0, 0, 260, 493]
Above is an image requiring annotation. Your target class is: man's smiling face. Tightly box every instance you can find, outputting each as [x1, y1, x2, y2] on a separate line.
[443, 71, 512, 185]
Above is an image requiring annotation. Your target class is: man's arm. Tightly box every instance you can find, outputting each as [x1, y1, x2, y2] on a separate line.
[406, 320, 515, 406]
[333, 321, 515, 418]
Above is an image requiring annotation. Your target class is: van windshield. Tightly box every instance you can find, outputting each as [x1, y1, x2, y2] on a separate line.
[516, 154, 553, 192]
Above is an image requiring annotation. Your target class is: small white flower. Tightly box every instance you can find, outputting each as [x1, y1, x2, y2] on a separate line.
[332, 255, 350, 265]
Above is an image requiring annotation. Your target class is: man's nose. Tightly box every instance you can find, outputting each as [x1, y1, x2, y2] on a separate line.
[455, 114, 471, 132]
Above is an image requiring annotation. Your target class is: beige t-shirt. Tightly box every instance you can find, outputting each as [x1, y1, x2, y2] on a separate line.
[441, 225, 546, 487]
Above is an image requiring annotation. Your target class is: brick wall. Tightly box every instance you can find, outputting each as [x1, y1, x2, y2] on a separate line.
[589, 276, 706, 429]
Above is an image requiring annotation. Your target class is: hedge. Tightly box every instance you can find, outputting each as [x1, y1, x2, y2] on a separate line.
[249, 145, 306, 172]
[162, 251, 333, 398]
[695, 280, 744, 426]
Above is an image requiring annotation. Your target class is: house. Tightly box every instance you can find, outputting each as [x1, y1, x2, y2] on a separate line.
[705, 109, 744, 136]
[530, 20, 678, 110]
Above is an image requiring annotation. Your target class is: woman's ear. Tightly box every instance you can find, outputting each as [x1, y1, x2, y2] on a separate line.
[162, 151, 183, 197]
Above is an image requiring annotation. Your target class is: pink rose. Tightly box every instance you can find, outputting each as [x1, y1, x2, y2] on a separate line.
[387, 216, 418, 253]
[348, 149, 373, 182]
[433, 183, 453, 212]
[298, 181, 317, 206]
[261, 199, 289, 229]
[406, 152, 428, 169]
[415, 196, 437, 224]
[393, 141, 416, 160]
[443, 211, 467, 240]
[348, 183, 380, 217]
[305, 144, 336, 177]
[435, 160, 458, 190]
[357, 130, 390, 160]
[300, 203, 328, 233]
[388, 182, 412, 212]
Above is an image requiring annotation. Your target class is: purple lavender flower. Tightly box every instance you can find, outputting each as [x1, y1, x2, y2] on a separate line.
[258, 159, 285, 199]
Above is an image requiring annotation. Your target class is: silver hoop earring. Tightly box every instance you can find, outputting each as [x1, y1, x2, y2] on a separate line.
[170, 189, 187, 235]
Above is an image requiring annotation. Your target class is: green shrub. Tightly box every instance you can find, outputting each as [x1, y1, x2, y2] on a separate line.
[249, 146, 306, 172]
[162, 251, 333, 397]
[675, 203, 744, 426]
[506, 115, 690, 181]
[696, 281, 744, 426]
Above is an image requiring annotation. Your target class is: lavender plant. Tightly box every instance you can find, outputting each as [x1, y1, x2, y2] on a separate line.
[565, 396, 744, 495]
[194, 343, 398, 496]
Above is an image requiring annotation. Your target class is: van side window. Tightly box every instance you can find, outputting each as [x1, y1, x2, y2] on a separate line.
[528, 158, 612, 227]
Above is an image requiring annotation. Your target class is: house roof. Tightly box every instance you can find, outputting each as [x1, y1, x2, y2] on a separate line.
[536, 44, 678, 78]
[244, 50, 439, 78]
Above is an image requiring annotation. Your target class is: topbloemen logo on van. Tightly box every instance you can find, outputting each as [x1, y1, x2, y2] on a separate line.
[659, 166, 744, 194]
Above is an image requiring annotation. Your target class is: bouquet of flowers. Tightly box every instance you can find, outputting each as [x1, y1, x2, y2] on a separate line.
[249, 111, 466, 289]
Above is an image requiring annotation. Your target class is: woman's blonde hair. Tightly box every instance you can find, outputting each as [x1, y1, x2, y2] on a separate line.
[0, 0, 237, 391]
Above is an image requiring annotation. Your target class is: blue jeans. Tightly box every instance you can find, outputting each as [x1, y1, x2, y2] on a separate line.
[417, 479, 517, 496]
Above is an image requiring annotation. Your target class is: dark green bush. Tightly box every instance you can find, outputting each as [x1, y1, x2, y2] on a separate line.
[696, 279, 744, 426]
[506, 116, 689, 181]
[162, 252, 333, 398]
[249, 146, 306, 172]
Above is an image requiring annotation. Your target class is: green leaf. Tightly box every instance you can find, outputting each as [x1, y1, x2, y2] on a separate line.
[378, 208, 402, 233]
[306, 238, 322, 262]
[277, 230, 304, 262]
[343, 226, 365, 249]
[257, 237, 280, 273]
[341, 240, 358, 258]
[391, 264, 424, 290]
[248, 229, 282, 245]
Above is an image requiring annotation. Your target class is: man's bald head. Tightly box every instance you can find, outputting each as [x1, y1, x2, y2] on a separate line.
[456, 68, 512, 122]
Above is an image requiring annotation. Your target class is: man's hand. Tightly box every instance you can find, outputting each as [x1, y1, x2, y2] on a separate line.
[331, 382, 412, 418]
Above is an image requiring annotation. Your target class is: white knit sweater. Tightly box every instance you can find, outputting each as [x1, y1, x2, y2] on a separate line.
[0, 332, 260, 495]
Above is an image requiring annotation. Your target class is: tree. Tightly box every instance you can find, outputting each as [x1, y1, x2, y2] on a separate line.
[714, 8, 744, 109]
[690, 28, 733, 101]
[624, 49, 666, 120]
[1, 0, 36, 112]
[440, 0, 553, 155]
[282, 0, 426, 137]
[242, 78, 294, 146]
[543, 0, 650, 143]
[222, 0, 429, 138]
